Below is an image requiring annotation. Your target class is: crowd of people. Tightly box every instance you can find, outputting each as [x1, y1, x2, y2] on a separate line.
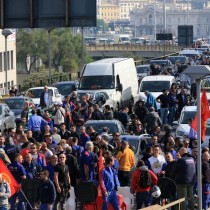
[0, 66, 209, 210]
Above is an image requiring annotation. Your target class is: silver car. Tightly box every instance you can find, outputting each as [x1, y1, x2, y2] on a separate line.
[0, 103, 16, 132]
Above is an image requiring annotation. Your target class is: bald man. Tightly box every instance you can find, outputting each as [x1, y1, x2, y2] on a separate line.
[172, 147, 196, 210]
[0, 173, 11, 209]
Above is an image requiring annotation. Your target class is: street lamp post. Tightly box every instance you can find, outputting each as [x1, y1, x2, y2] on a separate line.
[2, 29, 13, 95]
[183, 65, 210, 210]
[47, 28, 55, 86]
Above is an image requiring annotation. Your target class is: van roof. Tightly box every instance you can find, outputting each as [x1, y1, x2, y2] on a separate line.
[141, 75, 175, 81]
[92, 58, 130, 64]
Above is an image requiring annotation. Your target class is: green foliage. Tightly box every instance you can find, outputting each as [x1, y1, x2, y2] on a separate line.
[20, 67, 78, 91]
[97, 19, 109, 31]
[16, 28, 92, 74]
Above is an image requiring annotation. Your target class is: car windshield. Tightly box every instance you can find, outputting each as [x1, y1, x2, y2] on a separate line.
[149, 60, 169, 66]
[140, 81, 170, 92]
[79, 76, 115, 90]
[167, 57, 186, 64]
[127, 139, 139, 154]
[4, 99, 24, 109]
[26, 89, 53, 98]
[54, 84, 75, 96]
[180, 111, 196, 124]
[136, 66, 149, 74]
[85, 123, 118, 134]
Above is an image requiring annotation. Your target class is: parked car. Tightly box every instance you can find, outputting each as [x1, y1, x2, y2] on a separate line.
[53, 81, 78, 100]
[136, 64, 151, 80]
[25, 87, 62, 107]
[85, 120, 126, 135]
[0, 103, 16, 132]
[167, 56, 189, 66]
[174, 106, 197, 138]
[2, 96, 34, 120]
[77, 90, 115, 112]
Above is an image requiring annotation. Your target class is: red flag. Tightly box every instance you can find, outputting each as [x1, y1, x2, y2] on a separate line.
[98, 149, 104, 195]
[0, 159, 20, 196]
[192, 89, 210, 142]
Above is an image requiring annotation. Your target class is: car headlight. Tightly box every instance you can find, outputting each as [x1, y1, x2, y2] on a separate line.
[177, 130, 185, 136]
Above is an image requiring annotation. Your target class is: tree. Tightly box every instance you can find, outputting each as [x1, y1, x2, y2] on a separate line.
[97, 19, 109, 31]
[16, 28, 92, 74]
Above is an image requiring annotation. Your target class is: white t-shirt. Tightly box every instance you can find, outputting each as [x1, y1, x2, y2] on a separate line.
[148, 155, 166, 174]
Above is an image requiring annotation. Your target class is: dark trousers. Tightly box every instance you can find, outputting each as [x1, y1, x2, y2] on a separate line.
[32, 130, 41, 142]
[118, 170, 129, 187]
[136, 191, 151, 209]
[53, 188, 68, 210]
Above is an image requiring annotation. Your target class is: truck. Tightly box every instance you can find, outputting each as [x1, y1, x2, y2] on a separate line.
[78, 58, 139, 112]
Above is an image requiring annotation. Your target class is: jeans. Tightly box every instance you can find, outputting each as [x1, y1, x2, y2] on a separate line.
[176, 184, 194, 210]
[9, 191, 25, 210]
[168, 107, 176, 125]
[40, 203, 53, 210]
[202, 183, 210, 210]
[136, 191, 151, 209]
[160, 108, 168, 125]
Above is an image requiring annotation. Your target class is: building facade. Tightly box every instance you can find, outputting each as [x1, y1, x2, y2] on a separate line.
[0, 30, 17, 95]
[130, 3, 210, 39]
[119, 0, 148, 20]
[99, 3, 120, 23]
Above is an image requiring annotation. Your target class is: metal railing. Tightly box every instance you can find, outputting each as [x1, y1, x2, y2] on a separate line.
[87, 44, 180, 52]
[140, 198, 187, 210]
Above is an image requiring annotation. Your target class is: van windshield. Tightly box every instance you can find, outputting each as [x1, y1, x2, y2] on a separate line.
[79, 76, 115, 90]
[140, 81, 170, 92]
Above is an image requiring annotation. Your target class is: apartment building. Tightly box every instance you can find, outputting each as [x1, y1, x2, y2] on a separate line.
[0, 29, 17, 94]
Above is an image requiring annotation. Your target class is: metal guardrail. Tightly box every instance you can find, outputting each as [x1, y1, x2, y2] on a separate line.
[87, 44, 180, 52]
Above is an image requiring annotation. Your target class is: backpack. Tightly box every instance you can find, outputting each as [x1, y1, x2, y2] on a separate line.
[139, 170, 152, 188]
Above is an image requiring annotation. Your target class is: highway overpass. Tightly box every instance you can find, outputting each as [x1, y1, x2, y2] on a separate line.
[87, 44, 180, 59]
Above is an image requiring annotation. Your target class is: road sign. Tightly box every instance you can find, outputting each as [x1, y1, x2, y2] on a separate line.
[156, 33, 173, 41]
[0, 0, 96, 28]
[178, 25, 193, 47]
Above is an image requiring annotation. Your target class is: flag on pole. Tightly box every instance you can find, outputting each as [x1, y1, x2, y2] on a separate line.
[0, 159, 20, 196]
[98, 149, 104, 195]
[192, 89, 210, 142]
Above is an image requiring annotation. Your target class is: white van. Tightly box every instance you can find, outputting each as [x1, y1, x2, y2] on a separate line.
[78, 58, 139, 112]
[139, 75, 176, 110]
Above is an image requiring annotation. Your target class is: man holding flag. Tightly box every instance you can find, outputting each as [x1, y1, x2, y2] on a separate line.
[7, 153, 26, 210]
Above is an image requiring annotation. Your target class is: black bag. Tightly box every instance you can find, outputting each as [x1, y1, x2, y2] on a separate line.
[139, 170, 152, 188]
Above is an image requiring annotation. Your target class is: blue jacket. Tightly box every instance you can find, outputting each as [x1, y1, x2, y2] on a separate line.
[100, 166, 120, 194]
[79, 133, 90, 148]
[145, 93, 157, 110]
[173, 153, 196, 185]
[8, 161, 26, 184]
[36, 179, 56, 204]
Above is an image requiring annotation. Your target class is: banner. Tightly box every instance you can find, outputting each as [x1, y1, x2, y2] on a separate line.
[0, 159, 20, 196]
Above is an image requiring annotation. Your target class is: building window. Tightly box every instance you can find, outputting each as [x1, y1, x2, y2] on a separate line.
[0, 53, 2, 72]
[124, 4, 126, 6]
[124, 14, 127, 17]
[178, 17, 180, 23]
[149, 14, 152, 24]
[11, 51, 13, 70]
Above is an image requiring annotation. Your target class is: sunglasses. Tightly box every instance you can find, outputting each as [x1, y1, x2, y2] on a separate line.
[59, 157, 65, 159]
